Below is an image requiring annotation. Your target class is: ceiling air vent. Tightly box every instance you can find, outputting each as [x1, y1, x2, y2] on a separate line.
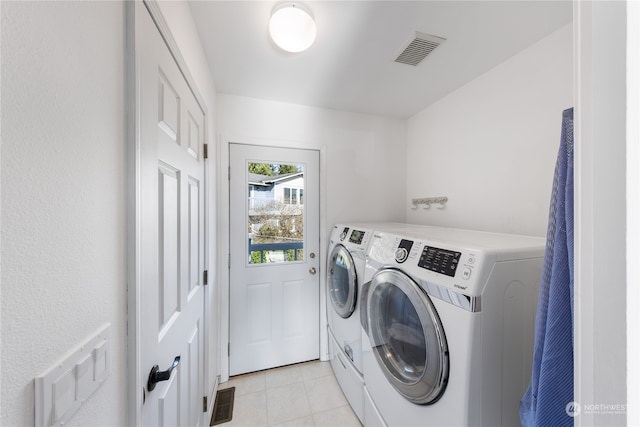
[394, 32, 446, 66]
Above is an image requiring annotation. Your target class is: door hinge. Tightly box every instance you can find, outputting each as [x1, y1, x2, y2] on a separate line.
[203, 270, 208, 285]
[228, 166, 231, 180]
[228, 342, 230, 357]
[203, 396, 208, 413]
[228, 253, 231, 269]
[203, 144, 209, 159]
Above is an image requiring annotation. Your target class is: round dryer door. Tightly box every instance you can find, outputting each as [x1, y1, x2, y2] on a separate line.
[367, 268, 449, 405]
[327, 244, 357, 318]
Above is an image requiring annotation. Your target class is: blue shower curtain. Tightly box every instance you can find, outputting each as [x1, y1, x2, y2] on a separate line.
[520, 108, 574, 426]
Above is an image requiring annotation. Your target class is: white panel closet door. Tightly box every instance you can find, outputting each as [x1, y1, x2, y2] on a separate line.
[138, 6, 205, 426]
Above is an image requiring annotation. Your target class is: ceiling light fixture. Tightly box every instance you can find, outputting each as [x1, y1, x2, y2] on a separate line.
[269, 2, 317, 53]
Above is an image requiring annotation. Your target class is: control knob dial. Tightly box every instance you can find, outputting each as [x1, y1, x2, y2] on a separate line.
[394, 247, 409, 263]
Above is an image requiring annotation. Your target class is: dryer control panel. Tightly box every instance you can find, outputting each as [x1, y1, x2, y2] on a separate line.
[418, 246, 461, 277]
[369, 230, 490, 297]
[334, 225, 373, 253]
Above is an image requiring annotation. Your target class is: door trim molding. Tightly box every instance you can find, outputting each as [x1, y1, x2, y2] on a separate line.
[126, 2, 209, 425]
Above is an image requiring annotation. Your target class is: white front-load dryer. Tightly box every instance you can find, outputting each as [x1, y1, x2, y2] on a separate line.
[326, 223, 376, 424]
[361, 226, 544, 427]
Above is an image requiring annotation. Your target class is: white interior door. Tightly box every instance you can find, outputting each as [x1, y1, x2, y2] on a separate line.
[229, 144, 320, 376]
[138, 5, 205, 426]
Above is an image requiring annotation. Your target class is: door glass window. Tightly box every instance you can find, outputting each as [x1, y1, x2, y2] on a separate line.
[368, 269, 449, 404]
[247, 162, 304, 264]
[328, 245, 357, 318]
[372, 284, 426, 382]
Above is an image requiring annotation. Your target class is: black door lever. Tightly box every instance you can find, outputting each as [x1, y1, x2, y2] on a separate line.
[147, 356, 180, 391]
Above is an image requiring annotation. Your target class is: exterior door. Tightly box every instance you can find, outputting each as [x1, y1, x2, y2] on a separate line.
[138, 5, 205, 426]
[229, 143, 320, 376]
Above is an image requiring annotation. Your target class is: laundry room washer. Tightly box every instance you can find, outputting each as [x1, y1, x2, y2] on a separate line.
[361, 226, 545, 427]
[326, 223, 377, 423]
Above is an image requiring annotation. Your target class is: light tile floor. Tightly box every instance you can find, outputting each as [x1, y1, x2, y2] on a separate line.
[217, 360, 362, 427]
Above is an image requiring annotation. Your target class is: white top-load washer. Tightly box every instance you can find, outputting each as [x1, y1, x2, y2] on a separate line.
[361, 226, 545, 427]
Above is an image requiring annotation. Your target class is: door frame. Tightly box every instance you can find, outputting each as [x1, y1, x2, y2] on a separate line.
[218, 136, 328, 382]
[126, 1, 211, 425]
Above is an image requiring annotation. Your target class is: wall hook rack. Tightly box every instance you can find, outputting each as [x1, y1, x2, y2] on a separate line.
[411, 196, 448, 210]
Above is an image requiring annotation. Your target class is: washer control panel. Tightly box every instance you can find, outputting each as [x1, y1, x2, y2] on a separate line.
[335, 225, 372, 252]
[418, 246, 462, 277]
[339, 227, 367, 245]
[339, 227, 350, 241]
[349, 229, 365, 245]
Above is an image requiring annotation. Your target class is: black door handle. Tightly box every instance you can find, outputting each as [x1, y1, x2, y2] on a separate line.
[147, 356, 180, 391]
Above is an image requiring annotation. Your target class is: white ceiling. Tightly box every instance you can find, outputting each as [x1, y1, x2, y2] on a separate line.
[189, 1, 572, 119]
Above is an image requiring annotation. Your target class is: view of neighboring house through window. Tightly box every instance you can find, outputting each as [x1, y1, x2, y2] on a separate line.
[247, 162, 304, 264]
[283, 187, 304, 204]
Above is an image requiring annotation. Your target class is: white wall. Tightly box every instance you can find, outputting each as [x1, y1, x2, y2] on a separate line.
[575, 1, 627, 425]
[1, 2, 127, 425]
[588, 3, 627, 420]
[217, 95, 407, 228]
[406, 24, 573, 237]
[627, 1, 640, 423]
[1, 1, 218, 426]
[216, 94, 406, 375]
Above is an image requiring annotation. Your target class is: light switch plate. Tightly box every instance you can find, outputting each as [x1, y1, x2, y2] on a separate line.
[35, 324, 111, 427]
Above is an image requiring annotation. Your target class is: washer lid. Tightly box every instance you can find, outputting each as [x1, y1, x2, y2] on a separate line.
[327, 244, 358, 318]
[367, 268, 449, 405]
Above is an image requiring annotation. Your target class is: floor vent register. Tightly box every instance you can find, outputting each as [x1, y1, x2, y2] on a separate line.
[210, 387, 235, 426]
